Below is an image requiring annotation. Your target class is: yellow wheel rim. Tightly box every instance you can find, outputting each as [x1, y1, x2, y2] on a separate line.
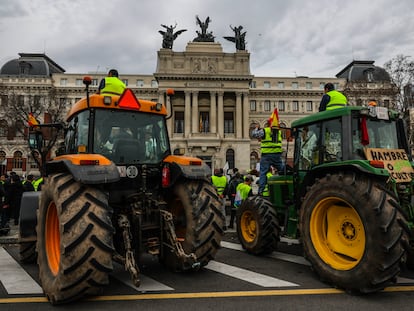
[310, 197, 365, 270]
[240, 211, 258, 243]
[45, 202, 60, 276]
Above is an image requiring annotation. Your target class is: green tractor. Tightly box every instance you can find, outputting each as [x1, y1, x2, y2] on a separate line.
[236, 105, 414, 293]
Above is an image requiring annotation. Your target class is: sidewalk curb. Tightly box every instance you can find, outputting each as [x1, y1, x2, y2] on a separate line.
[0, 234, 19, 244]
[0, 225, 19, 245]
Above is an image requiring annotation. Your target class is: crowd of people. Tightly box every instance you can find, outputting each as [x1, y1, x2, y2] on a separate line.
[210, 83, 348, 229]
[0, 83, 346, 236]
[0, 172, 43, 236]
[211, 167, 266, 230]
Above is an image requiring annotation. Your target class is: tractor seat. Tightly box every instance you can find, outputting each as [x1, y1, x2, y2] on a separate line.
[112, 138, 144, 163]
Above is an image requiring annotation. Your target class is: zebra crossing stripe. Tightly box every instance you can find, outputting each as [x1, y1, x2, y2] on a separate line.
[206, 261, 299, 287]
[0, 247, 43, 294]
[220, 241, 244, 251]
[268, 252, 311, 266]
[221, 241, 310, 266]
[397, 277, 414, 284]
[111, 263, 174, 292]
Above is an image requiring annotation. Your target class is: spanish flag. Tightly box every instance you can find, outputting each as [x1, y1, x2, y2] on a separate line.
[269, 108, 280, 128]
[27, 112, 39, 127]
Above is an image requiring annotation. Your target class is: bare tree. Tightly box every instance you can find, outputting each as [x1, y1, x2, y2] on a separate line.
[384, 54, 414, 112]
[384, 55, 414, 152]
[1, 87, 67, 173]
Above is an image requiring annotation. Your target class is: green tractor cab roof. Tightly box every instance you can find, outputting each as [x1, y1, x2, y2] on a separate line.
[291, 106, 401, 128]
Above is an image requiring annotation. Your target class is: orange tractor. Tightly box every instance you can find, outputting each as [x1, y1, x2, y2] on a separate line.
[19, 78, 224, 304]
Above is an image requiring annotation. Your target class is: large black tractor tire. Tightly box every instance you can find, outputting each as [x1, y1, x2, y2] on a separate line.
[236, 196, 280, 255]
[405, 250, 414, 270]
[19, 242, 37, 264]
[161, 179, 224, 271]
[36, 174, 114, 304]
[300, 172, 410, 293]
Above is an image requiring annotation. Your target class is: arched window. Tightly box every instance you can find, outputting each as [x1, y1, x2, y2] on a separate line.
[0, 120, 8, 137]
[280, 122, 287, 139]
[13, 151, 23, 169]
[29, 151, 40, 169]
[250, 151, 259, 170]
[15, 120, 25, 137]
[226, 149, 235, 170]
[249, 122, 260, 139]
[0, 151, 6, 175]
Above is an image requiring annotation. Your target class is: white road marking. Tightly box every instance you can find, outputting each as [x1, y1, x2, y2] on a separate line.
[397, 277, 414, 284]
[111, 263, 173, 292]
[221, 241, 310, 266]
[221, 241, 414, 284]
[268, 252, 311, 266]
[0, 247, 43, 294]
[220, 241, 244, 251]
[280, 237, 301, 245]
[206, 260, 298, 287]
[1, 243, 413, 296]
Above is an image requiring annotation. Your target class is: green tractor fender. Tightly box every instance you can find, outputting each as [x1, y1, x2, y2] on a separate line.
[297, 160, 390, 200]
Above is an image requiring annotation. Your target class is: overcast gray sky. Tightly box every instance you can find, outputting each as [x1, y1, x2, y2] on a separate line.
[1, 0, 413, 77]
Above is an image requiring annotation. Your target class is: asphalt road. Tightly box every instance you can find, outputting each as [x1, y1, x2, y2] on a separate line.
[1, 230, 414, 311]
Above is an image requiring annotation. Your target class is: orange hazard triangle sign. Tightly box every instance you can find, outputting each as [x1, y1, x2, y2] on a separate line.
[118, 89, 141, 110]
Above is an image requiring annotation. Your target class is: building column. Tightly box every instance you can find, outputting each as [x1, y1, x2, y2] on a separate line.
[191, 91, 199, 134]
[243, 92, 250, 138]
[236, 92, 242, 138]
[184, 91, 191, 137]
[210, 91, 217, 134]
[217, 92, 224, 137]
[160, 91, 172, 133]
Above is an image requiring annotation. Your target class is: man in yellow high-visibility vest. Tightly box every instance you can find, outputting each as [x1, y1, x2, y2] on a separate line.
[98, 69, 126, 96]
[319, 83, 347, 111]
[211, 168, 228, 229]
[252, 121, 285, 196]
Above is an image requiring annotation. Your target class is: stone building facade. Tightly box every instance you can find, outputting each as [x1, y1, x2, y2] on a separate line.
[338, 60, 398, 109]
[0, 46, 397, 177]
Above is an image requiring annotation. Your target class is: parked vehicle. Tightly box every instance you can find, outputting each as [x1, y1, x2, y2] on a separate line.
[19, 78, 224, 304]
[236, 105, 414, 293]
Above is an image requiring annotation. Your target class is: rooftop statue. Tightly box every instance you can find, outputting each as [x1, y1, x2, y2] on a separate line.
[223, 25, 246, 50]
[159, 23, 187, 49]
[193, 15, 215, 42]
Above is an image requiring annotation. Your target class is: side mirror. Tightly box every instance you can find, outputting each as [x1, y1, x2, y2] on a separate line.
[28, 131, 43, 150]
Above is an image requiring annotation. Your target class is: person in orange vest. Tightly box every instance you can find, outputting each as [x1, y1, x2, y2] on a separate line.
[98, 69, 126, 96]
[319, 83, 347, 111]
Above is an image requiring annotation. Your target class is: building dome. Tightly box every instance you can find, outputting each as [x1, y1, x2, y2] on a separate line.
[0, 53, 65, 76]
[336, 60, 390, 82]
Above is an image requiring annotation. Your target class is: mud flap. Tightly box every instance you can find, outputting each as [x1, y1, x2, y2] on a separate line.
[19, 191, 41, 243]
